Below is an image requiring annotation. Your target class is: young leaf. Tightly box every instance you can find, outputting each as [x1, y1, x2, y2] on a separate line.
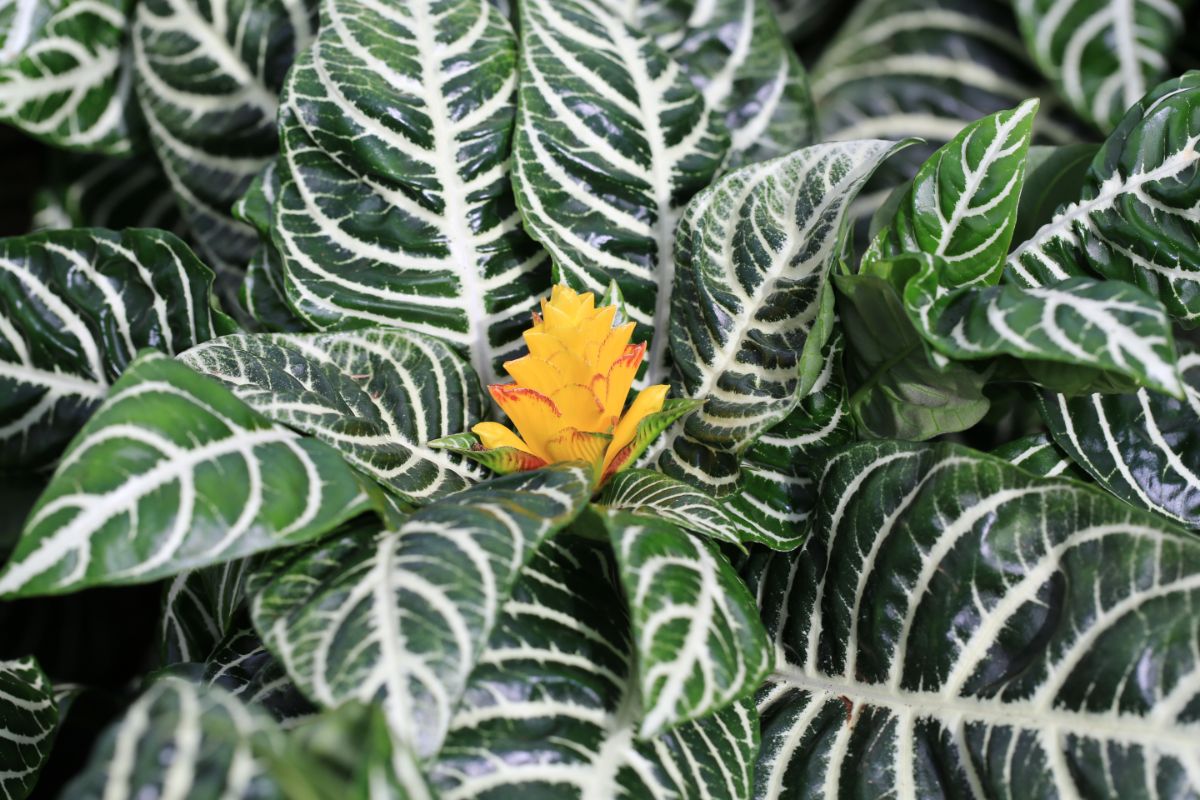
[660, 140, 907, 492]
[161, 559, 256, 664]
[430, 536, 759, 798]
[1007, 71, 1200, 320]
[602, 509, 772, 737]
[203, 628, 316, 727]
[513, 0, 729, 385]
[62, 677, 285, 799]
[0, 228, 236, 470]
[179, 329, 485, 505]
[0, 0, 138, 154]
[1014, 0, 1191, 131]
[0, 352, 372, 598]
[248, 464, 594, 759]
[865, 99, 1039, 285]
[1012, 143, 1099, 246]
[749, 440, 1200, 798]
[0, 657, 57, 800]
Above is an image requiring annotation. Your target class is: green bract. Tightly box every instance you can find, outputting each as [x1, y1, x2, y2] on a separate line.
[2, 0, 1200, 796]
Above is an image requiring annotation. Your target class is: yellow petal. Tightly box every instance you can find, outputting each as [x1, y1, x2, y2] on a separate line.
[601, 342, 645, 417]
[595, 322, 637, 369]
[471, 421, 533, 454]
[503, 355, 567, 397]
[603, 384, 669, 472]
[490, 384, 561, 461]
[549, 383, 605, 431]
[545, 427, 611, 468]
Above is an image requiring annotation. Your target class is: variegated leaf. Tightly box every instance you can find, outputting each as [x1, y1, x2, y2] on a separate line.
[133, 0, 317, 274]
[603, 509, 771, 737]
[0, 227, 236, 470]
[0, 352, 371, 598]
[272, 0, 546, 384]
[1015, 0, 1192, 132]
[179, 329, 484, 505]
[0, 0, 138, 154]
[63, 677, 285, 799]
[204, 627, 316, 727]
[31, 153, 181, 232]
[0, 657, 57, 800]
[658, 140, 905, 493]
[992, 431, 1089, 481]
[749, 441, 1200, 798]
[1007, 71, 1200, 321]
[1040, 350, 1200, 527]
[233, 163, 307, 333]
[431, 536, 759, 799]
[595, 468, 746, 548]
[249, 465, 593, 758]
[865, 100, 1039, 285]
[162, 559, 257, 664]
[514, 0, 729, 385]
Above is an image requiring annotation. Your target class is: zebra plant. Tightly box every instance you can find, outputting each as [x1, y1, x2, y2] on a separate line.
[1, 0, 1199, 797]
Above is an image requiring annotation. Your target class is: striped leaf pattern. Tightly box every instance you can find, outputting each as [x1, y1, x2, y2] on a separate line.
[605, 510, 772, 737]
[179, 329, 484, 505]
[0, 352, 371, 598]
[203, 628, 316, 727]
[431, 536, 759, 799]
[659, 140, 904, 493]
[1006, 72, 1200, 321]
[133, 0, 316, 275]
[63, 677, 285, 800]
[749, 441, 1200, 798]
[865, 100, 1039, 285]
[248, 465, 593, 758]
[1040, 350, 1200, 527]
[0, 228, 235, 470]
[596, 468, 747, 548]
[0, 657, 57, 800]
[271, 0, 546, 385]
[31, 153, 181, 232]
[162, 559, 257, 664]
[1014, 0, 1192, 131]
[992, 431, 1090, 480]
[514, 0, 729, 385]
[0, 0, 138, 154]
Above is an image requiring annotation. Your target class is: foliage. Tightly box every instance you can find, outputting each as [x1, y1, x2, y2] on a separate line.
[1, 0, 1199, 797]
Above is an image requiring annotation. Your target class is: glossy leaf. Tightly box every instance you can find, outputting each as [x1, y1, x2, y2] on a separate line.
[133, 0, 317, 273]
[63, 677, 285, 799]
[204, 628, 316, 727]
[595, 468, 746, 548]
[603, 509, 772, 736]
[430, 536, 759, 798]
[0, 227, 235, 470]
[749, 440, 1200, 798]
[1012, 143, 1099, 246]
[249, 465, 593, 758]
[0, 0, 138, 154]
[1015, 0, 1193, 131]
[179, 329, 484, 505]
[162, 559, 256, 664]
[660, 140, 905, 492]
[992, 431, 1089, 481]
[272, 0, 546, 384]
[513, 0, 729, 385]
[1007, 71, 1200, 322]
[0, 657, 57, 800]
[0, 352, 372, 598]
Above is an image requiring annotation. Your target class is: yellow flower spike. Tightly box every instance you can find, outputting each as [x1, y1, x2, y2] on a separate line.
[429, 283, 692, 487]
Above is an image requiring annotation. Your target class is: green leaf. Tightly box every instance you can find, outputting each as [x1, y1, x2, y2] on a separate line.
[513, 0, 729, 385]
[659, 140, 906, 491]
[0, 657, 57, 800]
[836, 272, 990, 440]
[749, 440, 1200, 798]
[430, 535, 759, 798]
[769, 0, 836, 39]
[0, 352, 372, 598]
[1012, 143, 1100, 246]
[991, 431, 1090, 481]
[132, 0, 317, 274]
[1014, 0, 1193, 131]
[249, 464, 593, 758]
[0, 0, 138, 154]
[1007, 71, 1200, 321]
[595, 468, 747, 548]
[865, 100, 1039, 285]
[602, 509, 771, 737]
[204, 628, 316, 727]
[63, 677, 285, 799]
[234, 163, 307, 333]
[31, 152, 182, 232]
[271, 0, 546, 385]
[1040, 350, 1200, 526]
[178, 329, 485, 505]
[162, 559, 256, 664]
[0, 227, 236, 470]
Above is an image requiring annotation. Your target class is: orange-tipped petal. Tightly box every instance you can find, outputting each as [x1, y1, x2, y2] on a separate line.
[601, 342, 645, 417]
[471, 421, 534, 454]
[596, 322, 637, 368]
[545, 427, 612, 469]
[604, 384, 669, 472]
[490, 384, 561, 461]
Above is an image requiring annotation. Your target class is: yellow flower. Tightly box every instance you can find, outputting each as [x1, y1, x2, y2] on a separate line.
[432, 284, 697, 486]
